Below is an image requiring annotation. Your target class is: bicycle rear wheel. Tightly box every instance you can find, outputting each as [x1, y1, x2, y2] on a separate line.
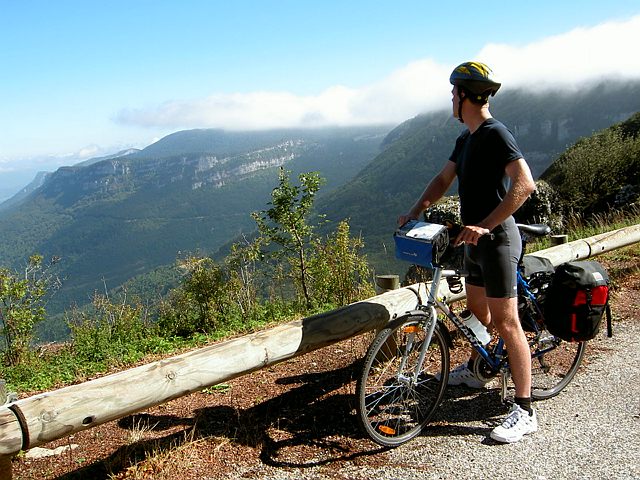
[356, 313, 449, 447]
[529, 331, 586, 400]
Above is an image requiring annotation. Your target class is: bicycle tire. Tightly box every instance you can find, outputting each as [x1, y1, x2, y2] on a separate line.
[356, 313, 449, 447]
[518, 272, 586, 400]
[529, 332, 586, 400]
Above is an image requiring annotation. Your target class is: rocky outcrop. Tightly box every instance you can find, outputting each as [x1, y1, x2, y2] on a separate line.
[36, 140, 307, 205]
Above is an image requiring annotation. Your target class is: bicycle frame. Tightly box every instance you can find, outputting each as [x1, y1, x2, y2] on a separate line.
[412, 264, 550, 386]
[357, 223, 587, 446]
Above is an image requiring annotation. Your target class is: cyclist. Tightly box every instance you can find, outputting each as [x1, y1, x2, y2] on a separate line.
[398, 61, 537, 443]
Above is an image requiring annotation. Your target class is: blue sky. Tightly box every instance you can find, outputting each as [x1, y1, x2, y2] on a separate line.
[1, 0, 639, 195]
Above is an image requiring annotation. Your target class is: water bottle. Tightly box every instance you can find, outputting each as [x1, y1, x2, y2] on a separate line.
[460, 310, 491, 345]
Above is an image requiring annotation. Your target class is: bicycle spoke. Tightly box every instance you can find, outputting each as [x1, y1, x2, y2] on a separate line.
[529, 332, 585, 399]
[356, 315, 449, 447]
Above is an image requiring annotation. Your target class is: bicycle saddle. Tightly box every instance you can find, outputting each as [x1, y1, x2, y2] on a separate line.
[516, 223, 551, 237]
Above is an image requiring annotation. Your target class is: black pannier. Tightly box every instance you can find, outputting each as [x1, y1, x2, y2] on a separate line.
[543, 261, 612, 342]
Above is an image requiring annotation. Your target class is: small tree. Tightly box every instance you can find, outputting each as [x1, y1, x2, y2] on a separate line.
[308, 220, 374, 307]
[252, 168, 324, 308]
[0, 255, 61, 366]
[67, 292, 150, 365]
[158, 255, 234, 337]
[225, 235, 262, 318]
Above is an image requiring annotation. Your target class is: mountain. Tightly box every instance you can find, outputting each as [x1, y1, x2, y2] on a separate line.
[2, 79, 639, 328]
[315, 80, 640, 271]
[0, 126, 391, 317]
[0, 171, 51, 212]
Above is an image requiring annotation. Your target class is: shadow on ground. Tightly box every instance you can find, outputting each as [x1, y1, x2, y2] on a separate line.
[55, 359, 510, 479]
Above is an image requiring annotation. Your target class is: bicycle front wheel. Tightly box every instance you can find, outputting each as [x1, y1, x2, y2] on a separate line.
[530, 332, 586, 400]
[356, 313, 449, 447]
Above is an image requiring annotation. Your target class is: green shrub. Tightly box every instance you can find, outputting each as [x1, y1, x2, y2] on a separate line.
[0, 255, 61, 366]
[308, 220, 375, 307]
[157, 256, 242, 337]
[67, 294, 152, 365]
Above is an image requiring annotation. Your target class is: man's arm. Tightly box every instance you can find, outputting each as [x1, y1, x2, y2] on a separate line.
[455, 158, 535, 244]
[398, 160, 457, 225]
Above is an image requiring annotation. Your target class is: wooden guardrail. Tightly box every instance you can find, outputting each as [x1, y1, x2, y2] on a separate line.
[1, 224, 639, 479]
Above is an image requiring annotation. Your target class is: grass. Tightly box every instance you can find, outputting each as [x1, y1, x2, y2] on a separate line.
[126, 417, 160, 445]
[568, 212, 640, 242]
[106, 421, 201, 480]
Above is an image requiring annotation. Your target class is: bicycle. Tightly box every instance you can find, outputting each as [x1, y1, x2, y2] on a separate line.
[356, 223, 586, 447]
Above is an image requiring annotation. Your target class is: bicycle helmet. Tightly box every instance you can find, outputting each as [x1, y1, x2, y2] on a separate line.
[450, 62, 501, 122]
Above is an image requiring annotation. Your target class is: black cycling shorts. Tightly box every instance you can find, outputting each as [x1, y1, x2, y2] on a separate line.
[464, 218, 521, 298]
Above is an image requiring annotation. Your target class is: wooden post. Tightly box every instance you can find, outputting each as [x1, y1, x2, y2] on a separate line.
[1, 286, 423, 454]
[375, 275, 400, 294]
[550, 234, 568, 245]
[375, 275, 401, 356]
[535, 224, 640, 265]
[0, 408, 21, 480]
[0, 381, 6, 406]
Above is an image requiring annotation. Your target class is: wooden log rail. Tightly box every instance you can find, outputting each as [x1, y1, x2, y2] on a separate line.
[0, 223, 639, 478]
[528, 224, 640, 266]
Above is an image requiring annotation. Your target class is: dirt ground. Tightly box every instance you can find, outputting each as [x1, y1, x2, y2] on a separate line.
[9, 258, 640, 480]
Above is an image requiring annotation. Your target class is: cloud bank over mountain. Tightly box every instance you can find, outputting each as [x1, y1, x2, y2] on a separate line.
[117, 15, 640, 131]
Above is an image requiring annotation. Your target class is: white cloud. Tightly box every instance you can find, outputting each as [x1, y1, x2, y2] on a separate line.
[116, 15, 640, 131]
[479, 15, 640, 90]
[116, 60, 452, 130]
[76, 145, 102, 159]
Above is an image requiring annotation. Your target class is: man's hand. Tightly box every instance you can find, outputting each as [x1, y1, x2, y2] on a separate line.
[454, 225, 491, 246]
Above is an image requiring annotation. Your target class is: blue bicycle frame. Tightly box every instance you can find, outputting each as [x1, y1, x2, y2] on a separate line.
[420, 265, 557, 398]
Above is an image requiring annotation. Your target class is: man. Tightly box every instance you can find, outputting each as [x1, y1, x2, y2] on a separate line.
[398, 61, 537, 443]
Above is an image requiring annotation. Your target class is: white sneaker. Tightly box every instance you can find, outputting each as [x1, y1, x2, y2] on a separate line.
[490, 404, 538, 443]
[446, 363, 489, 389]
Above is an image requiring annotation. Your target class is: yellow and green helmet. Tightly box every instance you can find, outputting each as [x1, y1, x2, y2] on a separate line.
[450, 61, 501, 101]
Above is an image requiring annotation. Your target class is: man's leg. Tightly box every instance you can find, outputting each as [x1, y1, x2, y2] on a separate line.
[445, 284, 490, 388]
[457, 285, 529, 380]
[485, 296, 531, 397]
[466, 283, 491, 327]
[449, 285, 532, 397]
[486, 295, 537, 443]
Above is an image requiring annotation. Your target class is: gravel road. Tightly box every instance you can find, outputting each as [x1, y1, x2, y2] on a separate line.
[238, 317, 640, 480]
[367, 318, 640, 480]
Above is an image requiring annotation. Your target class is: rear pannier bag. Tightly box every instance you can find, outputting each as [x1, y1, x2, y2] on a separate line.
[544, 261, 612, 342]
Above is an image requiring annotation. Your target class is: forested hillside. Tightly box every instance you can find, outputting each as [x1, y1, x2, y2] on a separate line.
[541, 111, 640, 215]
[0, 126, 391, 317]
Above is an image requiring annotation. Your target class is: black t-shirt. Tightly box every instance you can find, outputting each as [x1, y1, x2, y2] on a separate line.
[449, 118, 524, 226]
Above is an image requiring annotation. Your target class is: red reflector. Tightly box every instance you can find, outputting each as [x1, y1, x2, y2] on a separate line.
[573, 290, 587, 306]
[573, 287, 608, 306]
[590, 286, 608, 305]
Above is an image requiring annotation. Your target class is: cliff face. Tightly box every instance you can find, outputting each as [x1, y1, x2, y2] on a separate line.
[38, 140, 308, 206]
